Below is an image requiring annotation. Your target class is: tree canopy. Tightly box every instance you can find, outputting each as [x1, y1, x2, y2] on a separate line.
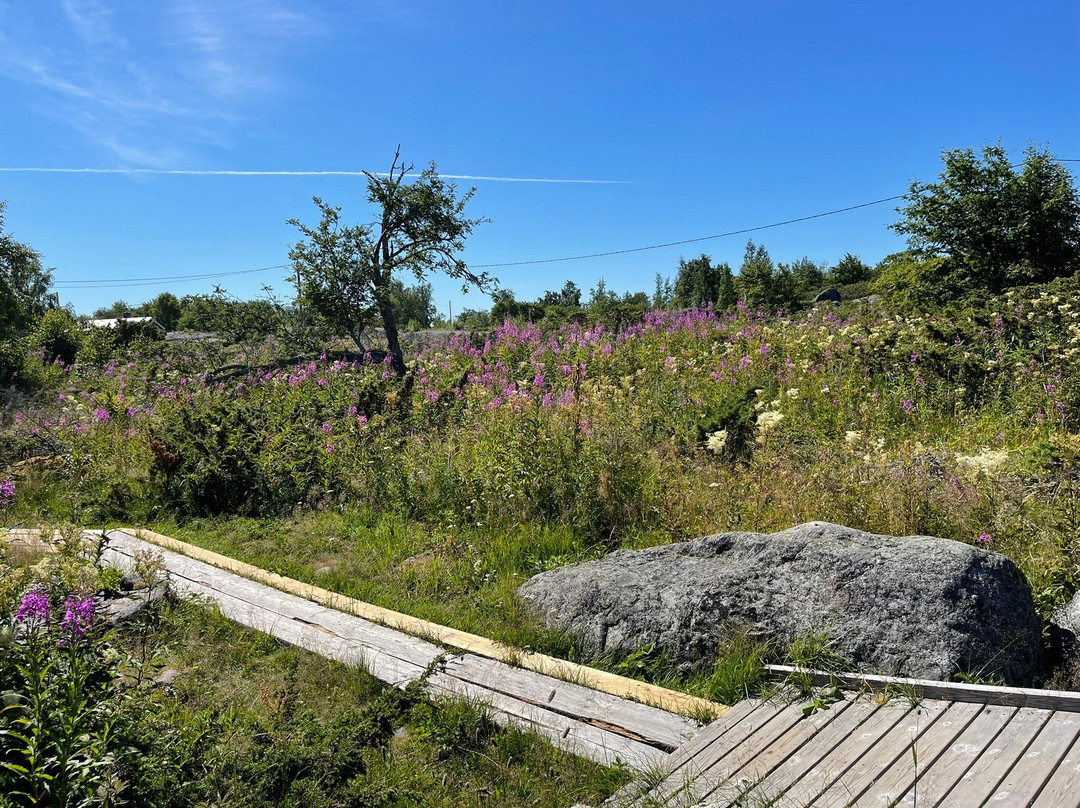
[289, 149, 489, 374]
[0, 202, 57, 338]
[890, 144, 1080, 294]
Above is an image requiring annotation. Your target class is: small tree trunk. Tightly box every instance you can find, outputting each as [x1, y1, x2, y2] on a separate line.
[377, 296, 408, 376]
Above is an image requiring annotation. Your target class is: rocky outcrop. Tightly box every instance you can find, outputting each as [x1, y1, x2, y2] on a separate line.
[518, 522, 1043, 685]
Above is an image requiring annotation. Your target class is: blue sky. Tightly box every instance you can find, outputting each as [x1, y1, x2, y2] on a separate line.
[1, 0, 1078, 317]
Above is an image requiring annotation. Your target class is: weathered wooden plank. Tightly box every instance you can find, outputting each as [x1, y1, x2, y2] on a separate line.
[1031, 731, 1080, 808]
[441, 653, 698, 751]
[767, 664, 1080, 713]
[751, 698, 883, 806]
[987, 710, 1080, 807]
[719, 697, 855, 800]
[426, 672, 664, 770]
[105, 528, 725, 719]
[694, 702, 818, 807]
[605, 699, 764, 808]
[810, 699, 952, 808]
[935, 707, 1050, 807]
[770, 700, 913, 808]
[102, 540, 445, 671]
[639, 700, 792, 807]
[201, 586, 428, 686]
[853, 699, 983, 807]
[894, 703, 1017, 807]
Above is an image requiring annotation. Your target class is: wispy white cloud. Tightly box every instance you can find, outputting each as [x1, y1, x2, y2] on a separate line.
[0, 1, 322, 165]
[0, 167, 630, 184]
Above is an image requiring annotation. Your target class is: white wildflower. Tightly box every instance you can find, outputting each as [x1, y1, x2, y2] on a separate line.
[706, 430, 728, 455]
[956, 448, 1010, 476]
[845, 430, 863, 444]
[755, 410, 784, 443]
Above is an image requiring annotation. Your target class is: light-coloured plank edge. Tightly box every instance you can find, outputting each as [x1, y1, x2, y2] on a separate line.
[99, 527, 726, 719]
[766, 665, 1080, 713]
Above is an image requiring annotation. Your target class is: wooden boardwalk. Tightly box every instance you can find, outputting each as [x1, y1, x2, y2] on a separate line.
[19, 527, 1080, 806]
[610, 690, 1080, 807]
[98, 529, 700, 770]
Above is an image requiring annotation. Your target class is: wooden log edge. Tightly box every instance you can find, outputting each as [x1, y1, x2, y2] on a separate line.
[100, 527, 726, 719]
[766, 664, 1080, 713]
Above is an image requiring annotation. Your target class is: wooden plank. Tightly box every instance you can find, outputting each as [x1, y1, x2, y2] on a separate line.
[770, 699, 913, 808]
[101, 546, 431, 686]
[103, 528, 727, 718]
[640, 700, 792, 807]
[722, 697, 855, 796]
[441, 653, 698, 751]
[935, 707, 1050, 807]
[200, 587, 428, 686]
[767, 664, 1080, 714]
[752, 698, 883, 806]
[894, 703, 1017, 807]
[1031, 731, 1080, 808]
[425, 672, 664, 770]
[694, 702, 818, 807]
[607, 699, 764, 808]
[852, 699, 984, 807]
[102, 540, 446, 671]
[987, 710, 1080, 807]
[104, 530, 691, 770]
[810, 699, 952, 808]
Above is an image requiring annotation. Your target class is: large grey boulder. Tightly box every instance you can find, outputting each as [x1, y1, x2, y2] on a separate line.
[812, 288, 842, 304]
[518, 522, 1043, 685]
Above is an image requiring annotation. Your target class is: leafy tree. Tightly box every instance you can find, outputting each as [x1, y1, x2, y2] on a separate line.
[786, 256, 826, 296]
[672, 254, 735, 310]
[828, 253, 872, 286]
[34, 308, 82, 365]
[539, 280, 582, 309]
[653, 273, 673, 308]
[389, 279, 437, 330]
[146, 292, 182, 331]
[891, 144, 1080, 294]
[736, 241, 775, 311]
[289, 149, 490, 374]
[0, 202, 57, 338]
[92, 300, 131, 319]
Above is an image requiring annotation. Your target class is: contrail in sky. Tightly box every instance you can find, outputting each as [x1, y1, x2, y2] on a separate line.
[0, 167, 629, 183]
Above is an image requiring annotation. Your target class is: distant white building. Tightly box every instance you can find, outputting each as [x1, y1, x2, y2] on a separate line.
[86, 316, 166, 332]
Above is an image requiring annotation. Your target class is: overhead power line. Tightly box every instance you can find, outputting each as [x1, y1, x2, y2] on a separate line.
[53, 264, 288, 290]
[53, 195, 904, 288]
[471, 196, 903, 268]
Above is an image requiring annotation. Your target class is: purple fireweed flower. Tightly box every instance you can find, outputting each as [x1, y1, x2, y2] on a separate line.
[93, 409, 110, 422]
[16, 590, 50, 626]
[325, 442, 334, 453]
[0, 479, 14, 505]
[59, 595, 95, 638]
[321, 422, 332, 433]
[976, 533, 991, 545]
[902, 399, 915, 413]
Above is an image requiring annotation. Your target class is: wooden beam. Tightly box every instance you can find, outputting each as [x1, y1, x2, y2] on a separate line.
[103, 527, 724, 719]
[766, 665, 1080, 713]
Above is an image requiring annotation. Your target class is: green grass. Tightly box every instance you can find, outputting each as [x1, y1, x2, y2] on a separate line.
[112, 598, 632, 808]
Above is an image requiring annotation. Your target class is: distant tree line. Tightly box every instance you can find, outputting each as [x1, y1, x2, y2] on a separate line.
[1, 141, 1077, 384]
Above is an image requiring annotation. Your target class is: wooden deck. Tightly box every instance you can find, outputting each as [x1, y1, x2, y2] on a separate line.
[98, 529, 700, 769]
[611, 691, 1080, 807]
